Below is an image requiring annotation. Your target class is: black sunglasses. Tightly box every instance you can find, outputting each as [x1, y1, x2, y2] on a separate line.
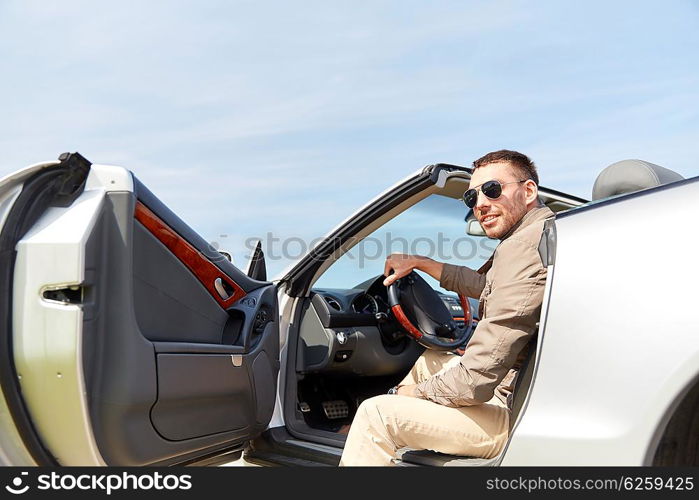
[462, 179, 528, 208]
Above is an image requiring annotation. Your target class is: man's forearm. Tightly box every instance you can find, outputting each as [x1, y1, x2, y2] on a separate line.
[413, 256, 444, 282]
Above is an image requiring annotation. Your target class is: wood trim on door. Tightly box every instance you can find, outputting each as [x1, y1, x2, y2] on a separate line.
[134, 201, 246, 309]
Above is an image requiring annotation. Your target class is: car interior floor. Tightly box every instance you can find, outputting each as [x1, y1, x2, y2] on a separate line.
[296, 373, 405, 433]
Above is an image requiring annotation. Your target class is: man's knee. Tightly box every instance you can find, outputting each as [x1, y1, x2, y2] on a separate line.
[415, 349, 456, 375]
[420, 349, 443, 363]
[354, 395, 393, 429]
[356, 395, 388, 415]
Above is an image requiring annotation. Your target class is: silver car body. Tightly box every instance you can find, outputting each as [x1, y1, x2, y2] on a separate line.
[504, 179, 699, 465]
[0, 157, 696, 466]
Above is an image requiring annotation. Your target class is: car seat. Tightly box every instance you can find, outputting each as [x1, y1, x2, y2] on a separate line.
[591, 159, 684, 201]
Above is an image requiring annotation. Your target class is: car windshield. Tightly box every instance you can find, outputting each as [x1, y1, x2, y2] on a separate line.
[313, 193, 497, 293]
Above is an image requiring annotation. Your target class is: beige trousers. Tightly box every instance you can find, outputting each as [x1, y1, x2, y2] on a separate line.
[339, 350, 510, 466]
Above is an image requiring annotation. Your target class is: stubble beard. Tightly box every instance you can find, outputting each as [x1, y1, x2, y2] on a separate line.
[486, 205, 527, 239]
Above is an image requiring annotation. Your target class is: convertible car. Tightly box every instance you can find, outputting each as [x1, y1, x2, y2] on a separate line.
[0, 153, 696, 466]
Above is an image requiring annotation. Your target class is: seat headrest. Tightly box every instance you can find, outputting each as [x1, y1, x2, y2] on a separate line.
[591, 159, 684, 201]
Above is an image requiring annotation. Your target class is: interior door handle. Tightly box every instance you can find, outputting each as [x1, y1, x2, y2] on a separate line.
[214, 277, 232, 300]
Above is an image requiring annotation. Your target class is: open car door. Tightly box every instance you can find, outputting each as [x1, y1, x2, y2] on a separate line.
[0, 153, 279, 466]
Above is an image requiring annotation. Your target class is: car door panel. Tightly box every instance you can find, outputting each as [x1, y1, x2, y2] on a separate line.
[132, 219, 229, 343]
[83, 190, 278, 465]
[134, 201, 246, 309]
[3, 157, 279, 466]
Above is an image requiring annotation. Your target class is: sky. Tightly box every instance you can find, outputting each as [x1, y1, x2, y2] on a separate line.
[1, 1, 698, 279]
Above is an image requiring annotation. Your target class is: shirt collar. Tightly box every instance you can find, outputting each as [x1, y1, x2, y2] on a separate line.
[500, 205, 555, 241]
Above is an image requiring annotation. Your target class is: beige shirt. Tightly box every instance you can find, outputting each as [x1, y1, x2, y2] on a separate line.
[415, 205, 555, 408]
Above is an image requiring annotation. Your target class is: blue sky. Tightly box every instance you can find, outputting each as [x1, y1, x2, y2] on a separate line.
[1, 1, 698, 278]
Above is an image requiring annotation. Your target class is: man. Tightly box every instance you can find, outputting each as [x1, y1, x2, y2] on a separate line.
[339, 150, 554, 466]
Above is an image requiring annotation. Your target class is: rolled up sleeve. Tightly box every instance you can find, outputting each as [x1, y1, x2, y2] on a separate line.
[439, 262, 486, 298]
[416, 238, 546, 407]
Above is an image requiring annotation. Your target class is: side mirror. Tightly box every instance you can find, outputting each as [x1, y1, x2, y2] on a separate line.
[466, 218, 486, 237]
[465, 210, 486, 237]
[245, 239, 267, 281]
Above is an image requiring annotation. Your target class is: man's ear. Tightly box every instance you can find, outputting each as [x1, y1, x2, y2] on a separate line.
[524, 180, 539, 206]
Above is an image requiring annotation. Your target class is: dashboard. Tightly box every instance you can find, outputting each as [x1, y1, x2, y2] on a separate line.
[296, 275, 479, 376]
[312, 274, 479, 328]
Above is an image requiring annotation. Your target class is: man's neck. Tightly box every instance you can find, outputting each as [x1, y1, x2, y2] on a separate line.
[501, 205, 550, 240]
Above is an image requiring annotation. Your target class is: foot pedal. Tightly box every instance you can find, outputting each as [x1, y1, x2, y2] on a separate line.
[322, 400, 349, 420]
[298, 402, 311, 413]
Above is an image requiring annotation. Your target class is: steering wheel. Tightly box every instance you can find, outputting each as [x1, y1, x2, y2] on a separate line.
[387, 271, 473, 351]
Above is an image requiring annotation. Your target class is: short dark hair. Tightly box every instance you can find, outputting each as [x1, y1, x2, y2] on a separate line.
[472, 149, 539, 186]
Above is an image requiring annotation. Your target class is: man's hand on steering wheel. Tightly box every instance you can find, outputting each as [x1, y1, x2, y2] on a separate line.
[383, 253, 444, 286]
[383, 254, 473, 351]
[383, 253, 417, 286]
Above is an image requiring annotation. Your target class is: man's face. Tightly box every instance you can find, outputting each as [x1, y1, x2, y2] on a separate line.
[468, 161, 530, 239]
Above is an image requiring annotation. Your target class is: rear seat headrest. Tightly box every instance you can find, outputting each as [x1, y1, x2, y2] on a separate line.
[591, 159, 684, 201]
